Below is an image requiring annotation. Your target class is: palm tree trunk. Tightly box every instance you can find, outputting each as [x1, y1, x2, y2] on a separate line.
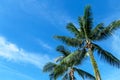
[69, 68, 74, 80]
[88, 48, 101, 80]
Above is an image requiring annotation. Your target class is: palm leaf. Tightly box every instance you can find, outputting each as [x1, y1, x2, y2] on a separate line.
[56, 45, 70, 56]
[43, 62, 56, 72]
[95, 20, 120, 40]
[54, 56, 65, 63]
[92, 43, 120, 68]
[74, 68, 95, 80]
[83, 5, 93, 36]
[78, 17, 86, 39]
[90, 23, 104, 40]
[61, 49, 86, 67]
[78, 17, 84, 30]
[55, 45, 71, 63]
[54, 36, 83, 47]
[66, 23, 80, 37]
[54, 64, 68, 79]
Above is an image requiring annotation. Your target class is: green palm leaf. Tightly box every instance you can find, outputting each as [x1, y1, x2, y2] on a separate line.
[78, 17, 84, 30]
[56, 45, 70, 56]
[74, 68, 95, 80]
[43, 62, 56, 72]
[66, 23, 80, 37]
[54, 36, 83, 47]
[55, 56, 65, 63]
[61, 49, 86, 67]
[54, 65, 68, 79]
[55, 45, 70, 63]
[83, 5, 93, 36]
[95, 20, 120, 40]
[90, 23, 104, 40]
[92, 43, 120, 68]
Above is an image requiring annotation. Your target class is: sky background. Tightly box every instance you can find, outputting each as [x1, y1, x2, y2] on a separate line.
[0, 0, 120, 80]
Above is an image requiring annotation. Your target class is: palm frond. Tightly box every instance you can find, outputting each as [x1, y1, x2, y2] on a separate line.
[74, 68, 95, 80]
[54, 56, 64, 63]
[55, 45, 71, 63]
[66, 23, 80, 37]
[90, 23, 104, 40]
[83, 5, 93, 36]
[54, 65, 68, 79]
[78, 17, 84, 29]
[56, 45, 70, 56]
[54, 36, 83, 47]
[43, 62, 56, 72]
[61, 49, 87, 67]
[92, 43, 120, 68]
[95, 20, 120, 40]
[78, 17, 86, 39]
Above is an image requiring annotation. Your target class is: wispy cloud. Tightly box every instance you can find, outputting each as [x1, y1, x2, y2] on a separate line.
[0, 36, 51, 69]
[37, 39, 53, 51]
[0, 0, 73, 26]
[17, 0, 73, 26]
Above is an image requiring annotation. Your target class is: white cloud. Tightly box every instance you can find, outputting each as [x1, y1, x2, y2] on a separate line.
[0, 36, 51, 69]
[17, 0, 72, 26]
[0, 0, 72, 27]
[37, 39, 53, 51]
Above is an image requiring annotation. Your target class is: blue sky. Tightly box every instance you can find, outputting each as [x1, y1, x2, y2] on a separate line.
[0, 0, 120, 80]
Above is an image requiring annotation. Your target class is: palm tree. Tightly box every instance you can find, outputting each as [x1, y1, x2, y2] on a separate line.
[43, 45, 95, 80]
[54, 5, 120, 80]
